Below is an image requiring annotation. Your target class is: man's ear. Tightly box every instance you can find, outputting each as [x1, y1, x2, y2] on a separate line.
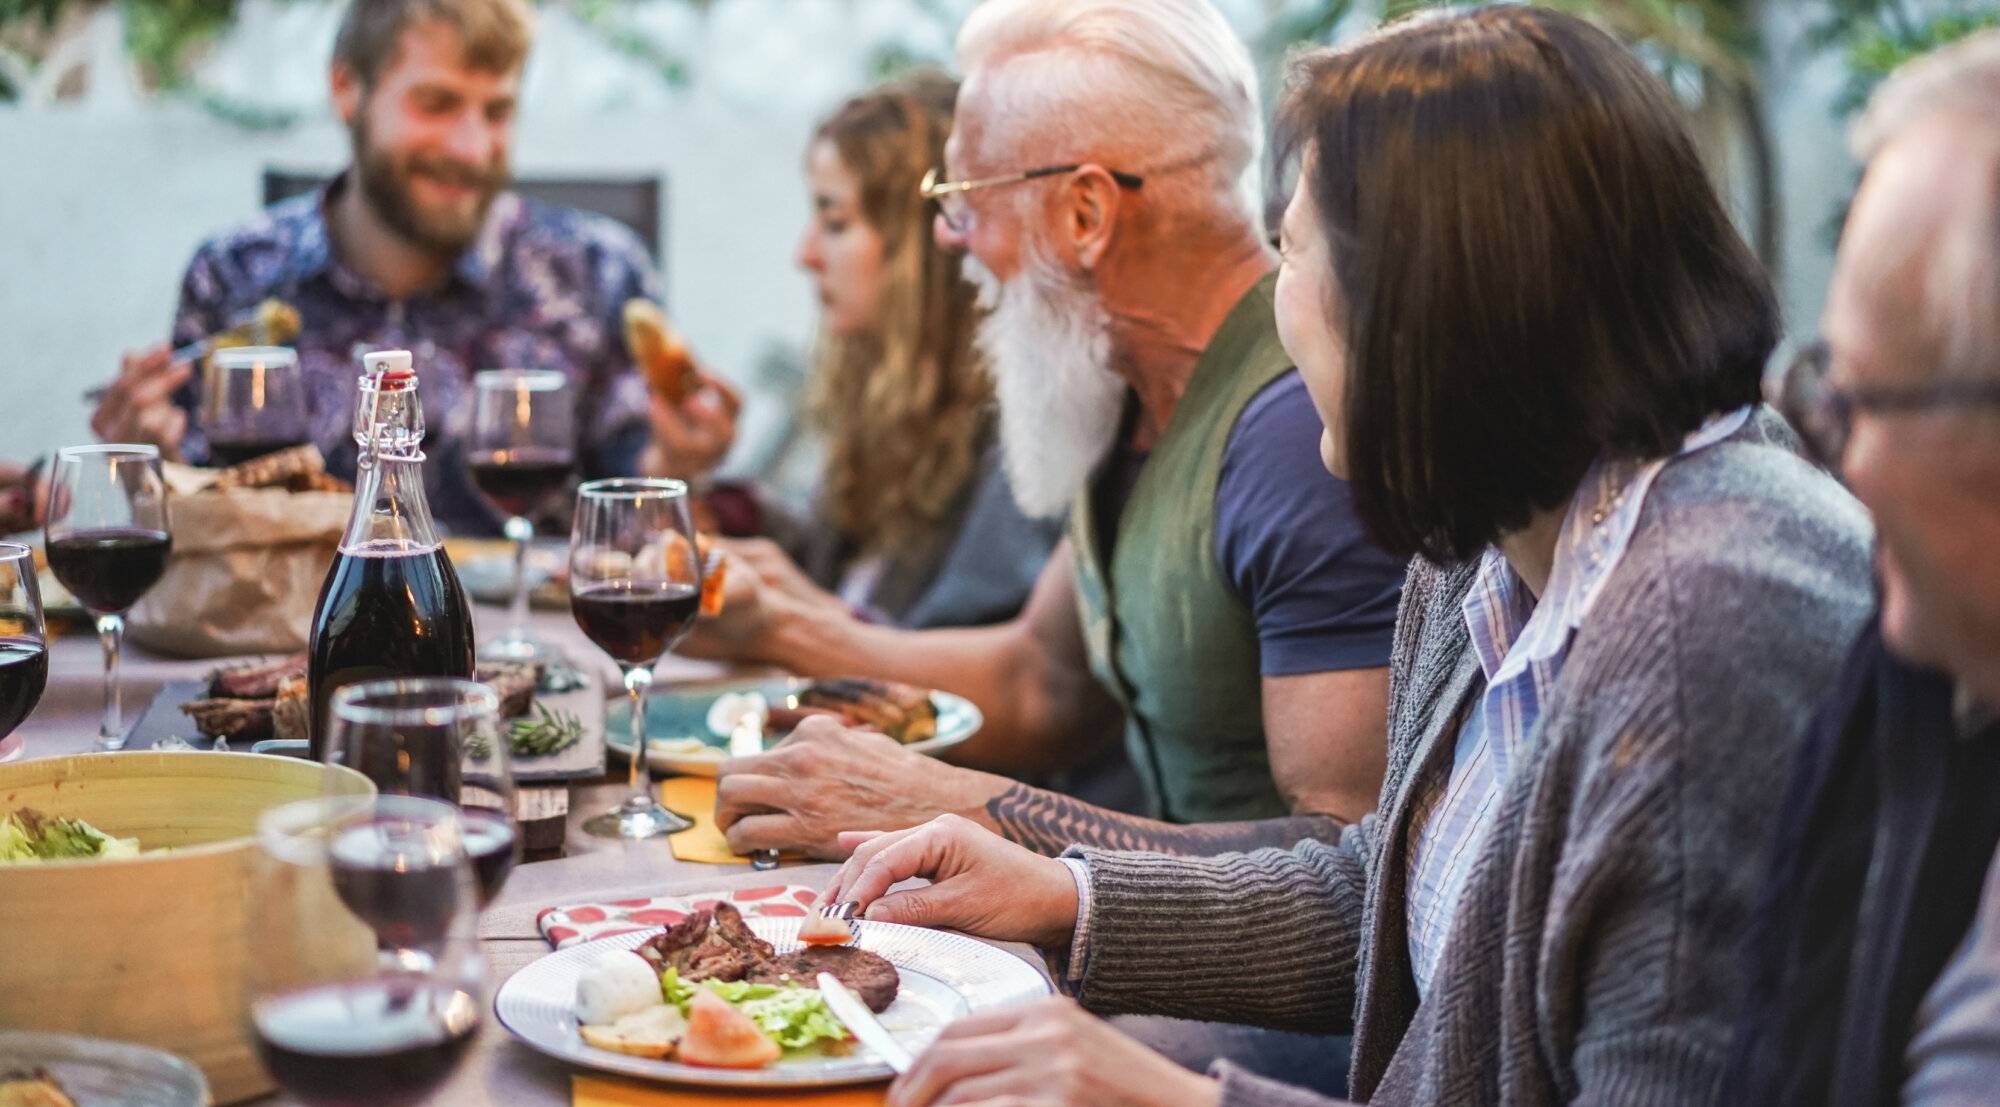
[1065, 169, 1122, 272]
[331, 61, 363, 126]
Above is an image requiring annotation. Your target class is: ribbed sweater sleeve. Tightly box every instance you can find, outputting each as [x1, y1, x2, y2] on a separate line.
[1063, 816, 1374, 1034]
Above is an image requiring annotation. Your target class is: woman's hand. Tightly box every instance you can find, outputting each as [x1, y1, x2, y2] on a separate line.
[819, 813, 1079, 947]
[641, 373, 741, 479]
[888, 997, 1221, 1107]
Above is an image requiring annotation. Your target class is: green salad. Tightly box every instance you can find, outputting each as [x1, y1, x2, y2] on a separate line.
[660, 966, 851, 1051]
[0, 808, 141, 863]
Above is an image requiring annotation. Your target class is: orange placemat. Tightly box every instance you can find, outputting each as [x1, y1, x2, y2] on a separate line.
[573, 1074, 886, 1105]
[660, 775, 806, 866]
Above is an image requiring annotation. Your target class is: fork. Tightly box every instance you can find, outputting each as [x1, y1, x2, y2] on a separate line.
[815, 899, 861, 941]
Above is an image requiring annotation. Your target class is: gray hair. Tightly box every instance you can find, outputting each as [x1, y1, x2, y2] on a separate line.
[1851, 28, 2000, 377]
[955, 0, 1263, 227]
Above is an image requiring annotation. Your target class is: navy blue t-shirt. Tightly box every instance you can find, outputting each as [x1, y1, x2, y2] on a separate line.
[1213, 372, 1403, 676]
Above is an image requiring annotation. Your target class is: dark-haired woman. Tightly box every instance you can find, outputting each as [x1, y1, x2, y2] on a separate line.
[809, 8, 1874, 1107]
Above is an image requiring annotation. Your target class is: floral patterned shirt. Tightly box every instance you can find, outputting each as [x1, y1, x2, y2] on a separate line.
[169, 174, 658, 535]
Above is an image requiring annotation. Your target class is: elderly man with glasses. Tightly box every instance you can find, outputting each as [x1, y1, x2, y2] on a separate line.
[1725, 30, 2000, 1107]
[697, 0, 1409, 877]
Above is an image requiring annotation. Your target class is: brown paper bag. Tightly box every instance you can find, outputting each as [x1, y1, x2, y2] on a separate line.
[127, 486, 350, 658]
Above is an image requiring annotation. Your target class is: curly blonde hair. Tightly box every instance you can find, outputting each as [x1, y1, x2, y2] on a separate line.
[807, 71, 991, 556]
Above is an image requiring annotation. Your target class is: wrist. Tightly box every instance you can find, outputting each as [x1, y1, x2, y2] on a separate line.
[1036, 855, 1082, 948]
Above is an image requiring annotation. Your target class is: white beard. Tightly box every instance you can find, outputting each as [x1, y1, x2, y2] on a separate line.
[963, 251, 1125, 520]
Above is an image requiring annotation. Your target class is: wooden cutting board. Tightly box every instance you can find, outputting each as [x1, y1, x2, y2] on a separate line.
[125, 670, 606, 783]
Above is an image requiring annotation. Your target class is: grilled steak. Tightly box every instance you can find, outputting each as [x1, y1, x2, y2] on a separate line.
[635, 904, 901, 1013]
[750, 945, 900, 1013]
[768, 678, 940, 744]
[638, 903, 776, 983]
[208, 654, 306, 699]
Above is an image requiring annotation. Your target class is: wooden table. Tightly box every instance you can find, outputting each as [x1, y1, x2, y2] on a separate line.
[13, 607, 1050, 1104]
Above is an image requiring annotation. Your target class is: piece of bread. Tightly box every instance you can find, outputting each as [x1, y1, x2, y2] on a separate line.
[578, 1004, 688, 1060]
[271, 674, 309, 744]
[623, 299, 699, 404]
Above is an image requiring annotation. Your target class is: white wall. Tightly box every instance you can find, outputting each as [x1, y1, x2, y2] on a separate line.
[0, 0, 1860, 471]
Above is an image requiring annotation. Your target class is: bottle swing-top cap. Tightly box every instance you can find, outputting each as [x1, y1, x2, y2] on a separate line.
[354, 348, 423, 458]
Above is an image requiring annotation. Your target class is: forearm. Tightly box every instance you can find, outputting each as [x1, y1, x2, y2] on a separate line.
[982, 782, 1344, 856]
[1067, 832, 1371, 1033]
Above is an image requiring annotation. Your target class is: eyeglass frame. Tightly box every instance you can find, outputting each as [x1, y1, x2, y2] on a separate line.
[1774, 338, 2000, 469]
[920, 164, 1145, 234]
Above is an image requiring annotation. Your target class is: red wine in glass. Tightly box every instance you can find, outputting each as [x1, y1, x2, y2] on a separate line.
[467, 446, 574, 520]
[461, 808, 520, 907]
[250, 973, 478, 1107]
[308, 545, 476, 761]
[570, 581, 700, 666]
[0, 638, 46, 739]
[45, 528, 171, 614]
[207, 436, 310, 467]
[327, 818, 466, 951]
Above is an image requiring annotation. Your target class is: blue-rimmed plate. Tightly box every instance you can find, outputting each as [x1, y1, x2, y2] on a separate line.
[604, 677, 982, 777]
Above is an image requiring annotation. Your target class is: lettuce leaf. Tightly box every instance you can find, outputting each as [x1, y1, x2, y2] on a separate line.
[0, 810, 141, 863]
[657, 967, 850, 1052]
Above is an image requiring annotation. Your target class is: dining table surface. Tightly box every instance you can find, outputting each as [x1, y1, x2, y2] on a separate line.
[11, 595, 1050, 1105]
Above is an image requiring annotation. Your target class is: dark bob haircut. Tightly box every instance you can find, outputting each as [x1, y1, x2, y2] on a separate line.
[1276, 5, 1779, 564]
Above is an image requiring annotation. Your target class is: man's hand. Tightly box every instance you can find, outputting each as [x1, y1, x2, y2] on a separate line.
[641, 375, 741, 479]
[91, 344, 190, 460]
[887, 997, 1222, 1107]
[715, 718, 1005, 859]
[819, 813, 1079, 946]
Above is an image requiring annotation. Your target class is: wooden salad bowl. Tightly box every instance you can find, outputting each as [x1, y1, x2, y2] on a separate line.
[0, 751, 374, 1103]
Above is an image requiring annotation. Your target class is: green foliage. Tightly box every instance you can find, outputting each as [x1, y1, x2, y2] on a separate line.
[1824, 5, 2000, 117]
[120, 0, 237, 90]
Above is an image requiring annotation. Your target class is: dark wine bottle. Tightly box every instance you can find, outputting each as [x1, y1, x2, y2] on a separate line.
[307, 351, 476, 760]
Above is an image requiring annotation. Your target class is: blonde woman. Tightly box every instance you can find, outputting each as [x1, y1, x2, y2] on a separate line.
[658, 71, 1061, 629]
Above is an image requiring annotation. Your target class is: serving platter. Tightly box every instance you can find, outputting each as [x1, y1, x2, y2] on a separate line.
[495, 917, 1049, 1088]
[602, 676, 982, 776]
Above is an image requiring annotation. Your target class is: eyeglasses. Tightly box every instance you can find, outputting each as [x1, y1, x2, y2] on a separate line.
[1774, 339, 2000, 470]
[920, 164, 1145, 234]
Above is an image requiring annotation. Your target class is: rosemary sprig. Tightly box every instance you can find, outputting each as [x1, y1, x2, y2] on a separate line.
[508, 703, 584, 758]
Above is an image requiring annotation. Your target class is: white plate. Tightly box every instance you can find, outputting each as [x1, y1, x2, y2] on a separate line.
[494, 918, 1050, 1088]
[604, 678, 983, 778]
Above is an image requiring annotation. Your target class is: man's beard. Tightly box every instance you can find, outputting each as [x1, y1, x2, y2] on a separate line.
[964, 249, 1124, 520]
[350, 113, 507, 258]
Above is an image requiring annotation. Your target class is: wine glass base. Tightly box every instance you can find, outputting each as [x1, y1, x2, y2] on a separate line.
[582, 802, 693, 839]
[94, 733, 128, 752]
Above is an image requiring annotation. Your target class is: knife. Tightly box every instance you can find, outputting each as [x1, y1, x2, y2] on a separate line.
[727, 704, 781, 871]
[817, 971, 914, 1074]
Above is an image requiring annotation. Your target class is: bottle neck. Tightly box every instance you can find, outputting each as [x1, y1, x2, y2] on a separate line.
[341, 449, 441, 553]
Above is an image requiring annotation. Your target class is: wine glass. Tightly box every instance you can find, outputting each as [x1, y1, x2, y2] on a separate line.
[202, 346, 311, 467]
[247, 795, 484, 1107]
[570, 478, 702, 839]
[323, 678, 520, 908]
[0, 542, 47, 763]
[467, 369, 575, 663]
[45, 444, 171, 750]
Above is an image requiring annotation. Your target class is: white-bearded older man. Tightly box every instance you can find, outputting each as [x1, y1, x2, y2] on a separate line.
[688, 0, 1406, 877]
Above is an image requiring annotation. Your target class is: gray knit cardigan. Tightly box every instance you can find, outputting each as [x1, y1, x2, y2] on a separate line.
[1068, 412, 1875, 1106]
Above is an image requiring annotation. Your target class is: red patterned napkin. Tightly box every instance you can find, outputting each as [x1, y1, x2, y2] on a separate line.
[537, 884, 823, 949]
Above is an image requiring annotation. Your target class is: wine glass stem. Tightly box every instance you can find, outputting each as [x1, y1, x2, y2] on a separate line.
[96, 613, 125, 749]
[504, 515, 533, 644]
[623, 664, 653, 809]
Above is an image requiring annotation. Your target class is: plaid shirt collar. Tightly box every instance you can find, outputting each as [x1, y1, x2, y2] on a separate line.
[1461, 405, 1754, 779]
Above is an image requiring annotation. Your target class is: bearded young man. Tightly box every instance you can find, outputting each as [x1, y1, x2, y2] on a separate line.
[692, 0, 1405, 880]
[90, 0, 719, 534]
